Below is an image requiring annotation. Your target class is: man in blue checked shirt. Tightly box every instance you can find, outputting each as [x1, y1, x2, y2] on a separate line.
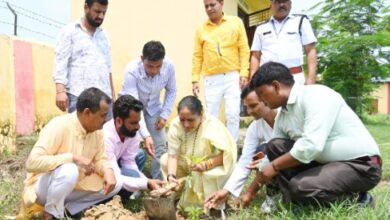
[119, 41, 177, 180]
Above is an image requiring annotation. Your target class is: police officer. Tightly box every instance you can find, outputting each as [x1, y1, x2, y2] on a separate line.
[250, 0, 317, 85]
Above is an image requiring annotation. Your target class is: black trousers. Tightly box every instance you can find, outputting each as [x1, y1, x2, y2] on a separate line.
[265, 138, 382, 204]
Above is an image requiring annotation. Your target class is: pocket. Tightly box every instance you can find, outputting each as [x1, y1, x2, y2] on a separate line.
[204, 77, 215, 87]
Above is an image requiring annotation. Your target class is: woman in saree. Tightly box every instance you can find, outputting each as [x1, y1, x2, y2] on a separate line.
[160, 95, 237, 210]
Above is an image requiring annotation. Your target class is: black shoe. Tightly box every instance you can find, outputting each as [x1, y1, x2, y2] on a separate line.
[357, 192, 375, 208]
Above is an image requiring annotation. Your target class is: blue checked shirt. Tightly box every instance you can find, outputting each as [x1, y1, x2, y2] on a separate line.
[119, 58, 177, 138]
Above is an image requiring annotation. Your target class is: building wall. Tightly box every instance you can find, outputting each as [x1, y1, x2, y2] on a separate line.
[0, 35, 16, 153]
[388, 83, 390, 115]
[372, 83, 389, 114]
[13, 40, 35, 135]
[0, 35, 62, 153]
[70, 0, 239, 120]
[31, 43, 62, 130]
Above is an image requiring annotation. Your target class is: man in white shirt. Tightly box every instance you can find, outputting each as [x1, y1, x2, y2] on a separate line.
[246, 61, 381, 206]
[205, 86, 277, 212]
[53, 0, 115, 119]
[250, 0, 317, 85]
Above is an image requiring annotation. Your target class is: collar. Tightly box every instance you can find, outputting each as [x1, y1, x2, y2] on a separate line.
[72, 112, 88, 138]
[283, 83, 301, 112]
[270, 14, 293, 24]
[206, 13, 227, 26]
[107, 119, 124, 144]
[107, 119, 138, 144]
[75, 17, 102, 34]
[139, 59, 161, 79]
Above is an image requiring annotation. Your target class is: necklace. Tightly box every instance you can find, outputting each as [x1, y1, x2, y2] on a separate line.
[184, 124, 200, 156]
[183, 122, 202, 170]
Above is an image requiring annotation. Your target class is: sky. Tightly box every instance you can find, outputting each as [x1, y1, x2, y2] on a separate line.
[0, 0, 70, 45]
[291, 0, 321, 15]
[0, 0, 388, 45]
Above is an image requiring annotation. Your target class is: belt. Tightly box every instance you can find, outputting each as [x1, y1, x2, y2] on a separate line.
[289, 66, 303, 74]
[356, 155, 382, 165]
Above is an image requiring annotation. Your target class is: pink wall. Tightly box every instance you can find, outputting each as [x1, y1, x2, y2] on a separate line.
[14, 40, 35, 135]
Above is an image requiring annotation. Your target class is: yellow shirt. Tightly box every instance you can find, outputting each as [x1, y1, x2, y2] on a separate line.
[192, 15, 250, 82]
[22, 112, 111, 208]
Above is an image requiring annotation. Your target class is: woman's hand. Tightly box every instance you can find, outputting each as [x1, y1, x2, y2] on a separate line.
[167, 174, 181, 191]
[190, 162, 207, 172]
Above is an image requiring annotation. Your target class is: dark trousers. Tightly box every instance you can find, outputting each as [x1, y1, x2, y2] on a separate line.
[265, 138, 382, 204]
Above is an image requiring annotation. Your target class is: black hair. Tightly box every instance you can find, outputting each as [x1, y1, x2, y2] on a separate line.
[113, 95, 144, 120]
[249, 62, 294, 90]
[85, 0, 108, 7]
[142, 41, 165, 61]
[177, 96, 203, 115]
[240, 86, 254, 100]
[76, 87, 111, 113]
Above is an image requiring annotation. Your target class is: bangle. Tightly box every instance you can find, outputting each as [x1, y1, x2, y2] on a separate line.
[56, 90, 66, 94]
[202, 162, 208, 170]
[167, 173, 176, 181]
[206, 159, 213, 170]
[271, 162, 279, 173]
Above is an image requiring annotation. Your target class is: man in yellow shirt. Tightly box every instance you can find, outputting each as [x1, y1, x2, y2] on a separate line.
[20, 87, 121, 220]
[192, 0, 250, 141]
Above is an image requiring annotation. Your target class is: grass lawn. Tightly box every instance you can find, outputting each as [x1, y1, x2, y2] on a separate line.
[228, 114, 390, 219]
[0, 114, 389, 219]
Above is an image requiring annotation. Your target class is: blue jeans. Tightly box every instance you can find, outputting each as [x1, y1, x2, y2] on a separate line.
[118, 148, 147, 172]
[134, 148, 146, 172]
[118, 149, 146, 200]
[144, 111, 167, 180]
[255, 143, 266, 153]
[67, 93, 113, 120]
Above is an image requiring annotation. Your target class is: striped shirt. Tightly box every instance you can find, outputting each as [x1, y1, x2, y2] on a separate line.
[119, 58, 176, 138]
[53, 18, 112, 97]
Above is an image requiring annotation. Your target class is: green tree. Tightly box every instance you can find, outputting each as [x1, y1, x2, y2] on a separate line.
[311, 0, 390, 116]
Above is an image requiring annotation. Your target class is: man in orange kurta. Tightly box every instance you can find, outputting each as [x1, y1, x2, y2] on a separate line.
[19, 87, 122, 219]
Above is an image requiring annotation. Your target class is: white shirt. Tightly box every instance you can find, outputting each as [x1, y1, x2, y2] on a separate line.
[251, 14, 317, 68]
[119, 58, 177, 138]
[223, 119, 273, 197]
[53, 19, 112, 97]
[274, 84, 380, 164]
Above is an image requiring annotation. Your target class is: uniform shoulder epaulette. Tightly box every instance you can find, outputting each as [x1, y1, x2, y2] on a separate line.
[292, 14, 309, 36]
[292, 14, 309, 19]
[256, 18, 270, 27]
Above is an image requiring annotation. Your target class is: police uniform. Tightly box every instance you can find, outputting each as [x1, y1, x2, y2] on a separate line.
[251, 14, 317, 85]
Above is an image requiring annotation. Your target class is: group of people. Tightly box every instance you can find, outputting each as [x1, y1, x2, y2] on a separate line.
[19, 0, 382, 219]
